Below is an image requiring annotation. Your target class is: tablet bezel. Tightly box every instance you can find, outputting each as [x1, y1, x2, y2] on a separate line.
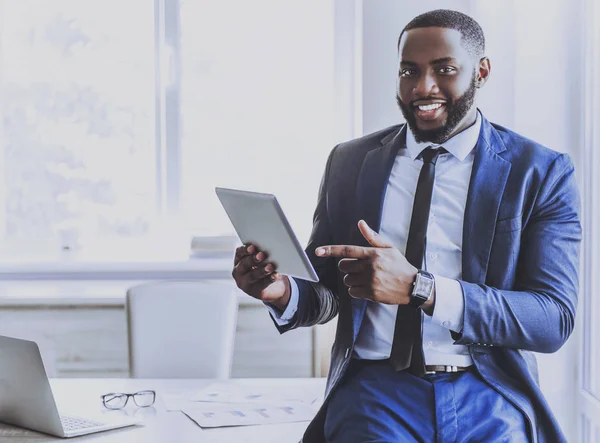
[215, 187, 319, 282]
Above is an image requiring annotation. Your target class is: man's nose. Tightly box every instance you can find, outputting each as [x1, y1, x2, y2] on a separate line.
[413, 73, 439, 97]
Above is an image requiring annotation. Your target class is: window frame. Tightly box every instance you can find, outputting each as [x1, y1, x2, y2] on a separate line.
[155, 0, 182, 216]
[578, 0, 600, 439]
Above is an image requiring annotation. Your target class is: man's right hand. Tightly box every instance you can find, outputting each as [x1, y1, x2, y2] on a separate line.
[231, 244, 291, 312]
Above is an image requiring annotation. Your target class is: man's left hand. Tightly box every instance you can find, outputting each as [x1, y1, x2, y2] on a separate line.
[315, 220, 418, 305]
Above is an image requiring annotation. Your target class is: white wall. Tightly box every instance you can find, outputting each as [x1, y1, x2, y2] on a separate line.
[361, 0, 471, 134]
[357, 1, 585, 440]
[478, 3, 585, 440]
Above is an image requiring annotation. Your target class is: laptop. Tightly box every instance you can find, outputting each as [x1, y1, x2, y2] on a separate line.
[0, 335, 140, 438]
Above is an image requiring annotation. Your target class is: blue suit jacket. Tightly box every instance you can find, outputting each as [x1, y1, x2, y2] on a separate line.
[276, 114, 581, 443]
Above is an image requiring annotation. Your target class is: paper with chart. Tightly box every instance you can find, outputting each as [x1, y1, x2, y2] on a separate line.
[182, 402, 317, 428]
[189, 382, 321, 406]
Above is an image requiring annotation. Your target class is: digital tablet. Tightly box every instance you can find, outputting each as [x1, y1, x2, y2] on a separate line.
[215, 187, 319, 282]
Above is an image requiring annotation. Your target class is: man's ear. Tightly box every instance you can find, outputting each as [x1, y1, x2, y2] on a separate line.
[476, 57, 491, 88]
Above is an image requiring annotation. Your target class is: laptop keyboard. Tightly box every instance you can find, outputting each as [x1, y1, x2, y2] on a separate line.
[60, 415, 105, 431]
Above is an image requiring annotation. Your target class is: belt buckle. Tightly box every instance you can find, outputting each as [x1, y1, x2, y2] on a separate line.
[425, 365, 459, 375]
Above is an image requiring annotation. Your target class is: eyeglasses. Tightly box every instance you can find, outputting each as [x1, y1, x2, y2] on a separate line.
[101, 390, 156, 410]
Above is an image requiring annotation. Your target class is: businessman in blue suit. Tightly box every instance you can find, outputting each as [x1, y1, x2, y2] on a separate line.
[232, 9, 581, 443]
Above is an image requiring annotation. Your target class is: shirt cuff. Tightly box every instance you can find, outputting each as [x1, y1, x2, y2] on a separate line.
[264, 277, 299, 326]
[431, 275, 465, 333]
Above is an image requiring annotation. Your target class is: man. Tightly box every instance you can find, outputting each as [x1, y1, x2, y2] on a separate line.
[232, 9, 580, 443]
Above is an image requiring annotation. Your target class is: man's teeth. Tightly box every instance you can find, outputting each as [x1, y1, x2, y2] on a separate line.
[417, 103, 443, 111]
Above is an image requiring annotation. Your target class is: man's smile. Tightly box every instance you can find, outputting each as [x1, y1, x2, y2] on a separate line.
[412, 100, 447, 122]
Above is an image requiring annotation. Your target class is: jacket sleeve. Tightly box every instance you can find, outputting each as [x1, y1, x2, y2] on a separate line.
[454, 153, 581, 353]
[272, 147, 341, 334]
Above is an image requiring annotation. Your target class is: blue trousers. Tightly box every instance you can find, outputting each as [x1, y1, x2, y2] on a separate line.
[323, 359, 529, 443]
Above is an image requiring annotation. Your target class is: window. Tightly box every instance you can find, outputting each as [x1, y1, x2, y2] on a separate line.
[579, 0, 600, 440]
[0, 0, 156, 262]
[0, 0, 335, 263]
[178, 0, 335, 245]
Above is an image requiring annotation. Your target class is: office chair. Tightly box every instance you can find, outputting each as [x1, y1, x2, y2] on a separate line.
[126, 280, 238, 379]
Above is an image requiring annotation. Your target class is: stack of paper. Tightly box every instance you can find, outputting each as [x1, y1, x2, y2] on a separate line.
[182, 403, 317, 428]
[167, 382, 322, 429]
[189, 382, 320, 406]
[189, 235, 238, 258]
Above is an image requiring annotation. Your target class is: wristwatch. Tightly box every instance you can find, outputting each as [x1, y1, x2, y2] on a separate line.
[409, 270, 435, 308]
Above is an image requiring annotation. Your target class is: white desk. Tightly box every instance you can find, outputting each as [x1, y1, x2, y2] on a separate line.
[0, 378, 327, 443]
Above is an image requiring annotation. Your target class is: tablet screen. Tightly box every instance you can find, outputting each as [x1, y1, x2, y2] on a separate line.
[215, 187, 319, 282]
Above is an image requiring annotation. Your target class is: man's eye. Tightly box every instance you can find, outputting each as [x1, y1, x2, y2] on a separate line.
[438, 67, 456, 74]
[400, 69, 416, 77]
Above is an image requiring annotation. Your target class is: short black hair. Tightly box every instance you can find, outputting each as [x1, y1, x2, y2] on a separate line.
[397, 9, 485, 60]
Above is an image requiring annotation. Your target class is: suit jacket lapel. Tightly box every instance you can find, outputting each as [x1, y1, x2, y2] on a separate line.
[462, 116, 512, 284]
[351, 125, 404, 342]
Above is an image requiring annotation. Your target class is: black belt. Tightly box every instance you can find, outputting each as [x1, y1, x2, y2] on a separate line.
[348, 359, 472, 375]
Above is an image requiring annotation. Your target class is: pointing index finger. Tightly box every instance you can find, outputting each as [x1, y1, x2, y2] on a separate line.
[316, 245, 372, 259]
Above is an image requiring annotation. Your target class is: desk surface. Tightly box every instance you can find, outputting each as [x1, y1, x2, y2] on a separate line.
[0, 378, 327, 443]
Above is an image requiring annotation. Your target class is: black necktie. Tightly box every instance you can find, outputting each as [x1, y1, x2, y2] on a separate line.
[389, 147, 445, 374]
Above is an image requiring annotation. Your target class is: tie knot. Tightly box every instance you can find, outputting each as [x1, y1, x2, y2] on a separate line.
[419, 147, 446, 165]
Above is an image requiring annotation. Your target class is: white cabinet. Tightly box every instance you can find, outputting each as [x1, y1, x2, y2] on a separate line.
[0, 302, 315, 378]
[232, 304, 314, 378]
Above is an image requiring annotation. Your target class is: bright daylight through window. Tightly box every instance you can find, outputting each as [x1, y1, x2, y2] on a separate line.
[0, 0, 335, 263]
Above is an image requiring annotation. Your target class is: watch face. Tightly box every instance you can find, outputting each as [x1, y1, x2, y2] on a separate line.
[411, 271, 434, 307]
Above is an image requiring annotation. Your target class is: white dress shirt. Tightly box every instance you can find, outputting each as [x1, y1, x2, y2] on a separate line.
[268, 113, 482, 367]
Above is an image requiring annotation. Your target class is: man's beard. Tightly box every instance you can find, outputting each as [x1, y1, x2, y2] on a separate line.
[396, 75, 477, 144]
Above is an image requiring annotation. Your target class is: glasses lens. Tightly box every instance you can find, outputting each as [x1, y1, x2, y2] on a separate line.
[133, 391, 155, 407]
[103, 394, 128, 409]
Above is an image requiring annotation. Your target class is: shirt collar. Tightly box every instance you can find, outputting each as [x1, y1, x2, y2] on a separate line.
[405, 111, 481, 162]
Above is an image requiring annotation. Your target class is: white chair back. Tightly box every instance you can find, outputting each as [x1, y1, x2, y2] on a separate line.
[126, 280, 238, 379]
